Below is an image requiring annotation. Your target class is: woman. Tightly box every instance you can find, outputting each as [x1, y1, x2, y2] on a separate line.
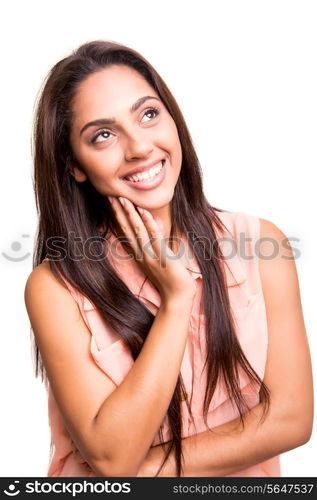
[24, 40, 313, 477]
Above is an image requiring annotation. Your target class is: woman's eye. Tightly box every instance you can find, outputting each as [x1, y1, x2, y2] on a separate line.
[90, 107, 160, 144]
[141, 107, 160, 122]
[91, 130, 113, 144]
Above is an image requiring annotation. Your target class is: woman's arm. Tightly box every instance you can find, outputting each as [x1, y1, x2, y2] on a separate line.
[137, 218, 314, 476]
[138, 400, 311, 477]
[25, 266, 194, 477]
[25, 201, 199, 478]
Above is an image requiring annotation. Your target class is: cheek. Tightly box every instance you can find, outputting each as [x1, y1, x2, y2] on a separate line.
[168, 125, 182, 169]
[76, 148, 120, 182]
[159, 120, 182, 161]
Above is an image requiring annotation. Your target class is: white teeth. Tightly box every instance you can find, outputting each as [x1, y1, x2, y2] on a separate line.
[125, 161, 163, 182]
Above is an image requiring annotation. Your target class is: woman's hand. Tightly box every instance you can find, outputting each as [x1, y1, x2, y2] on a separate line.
[108, 196, 197, 303]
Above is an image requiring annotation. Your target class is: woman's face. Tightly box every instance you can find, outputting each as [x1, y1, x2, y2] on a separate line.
[69, 65, 182, 211]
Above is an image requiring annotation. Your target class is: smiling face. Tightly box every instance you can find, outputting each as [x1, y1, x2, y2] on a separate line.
[69, 65, 182, 213]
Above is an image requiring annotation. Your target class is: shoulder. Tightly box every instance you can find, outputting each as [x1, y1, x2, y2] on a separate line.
[25, 260, 64, 297]
[259, 217, 292, 249]
[216, 209, 292, 251]
[215, 210, 298, 290]
[215, 209, 259, 236]
[257, 217, 300, 313]
[258, 216, 295, 264]
[25, 260, 56, 295]
[24, 261, 76, 320]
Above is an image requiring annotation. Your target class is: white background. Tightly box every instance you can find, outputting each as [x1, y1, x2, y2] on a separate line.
[0, 0, 316, 477]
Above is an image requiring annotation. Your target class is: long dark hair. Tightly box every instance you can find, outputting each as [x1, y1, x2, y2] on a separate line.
[31, 40, 270, 476]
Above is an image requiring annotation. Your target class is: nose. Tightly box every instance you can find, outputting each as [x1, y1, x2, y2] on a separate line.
[124, 129, 154, 161]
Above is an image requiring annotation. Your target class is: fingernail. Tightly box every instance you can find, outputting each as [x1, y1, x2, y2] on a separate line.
[137, 206, 144, 215]
[108, 196, 113, 204]
[118, 196, 125, 206]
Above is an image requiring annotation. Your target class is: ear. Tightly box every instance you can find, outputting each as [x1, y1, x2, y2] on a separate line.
[69, 164, 88, 183]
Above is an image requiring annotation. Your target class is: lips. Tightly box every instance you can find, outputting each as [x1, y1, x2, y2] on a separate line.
[120, 159, 167, 191]
[121, 159, 165, 180]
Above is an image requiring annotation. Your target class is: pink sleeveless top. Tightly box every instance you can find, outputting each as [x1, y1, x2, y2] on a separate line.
[44, 210, 281, 477]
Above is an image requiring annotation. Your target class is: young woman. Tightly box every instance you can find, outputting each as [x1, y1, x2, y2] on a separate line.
[24, 40, 313, 477]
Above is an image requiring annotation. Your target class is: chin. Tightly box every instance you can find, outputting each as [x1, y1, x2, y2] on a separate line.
[137, 192, 174, 211]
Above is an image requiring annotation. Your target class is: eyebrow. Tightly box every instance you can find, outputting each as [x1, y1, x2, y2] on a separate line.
[79, 95, 161, 136]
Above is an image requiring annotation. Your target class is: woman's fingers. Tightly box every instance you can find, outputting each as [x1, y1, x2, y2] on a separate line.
[109, 196, 177, 271]
[110, 197, 140, 257]
[120, 197, 157, 259]
[110, 197, 156, 259]
[136, 207, 170, 268]
[108, 196, 196, 300]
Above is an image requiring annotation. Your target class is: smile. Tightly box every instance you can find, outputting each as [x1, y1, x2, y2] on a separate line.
[121, 160, 166, 191]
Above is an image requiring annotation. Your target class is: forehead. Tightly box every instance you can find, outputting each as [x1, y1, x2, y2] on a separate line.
[71, 65, 157, 122]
